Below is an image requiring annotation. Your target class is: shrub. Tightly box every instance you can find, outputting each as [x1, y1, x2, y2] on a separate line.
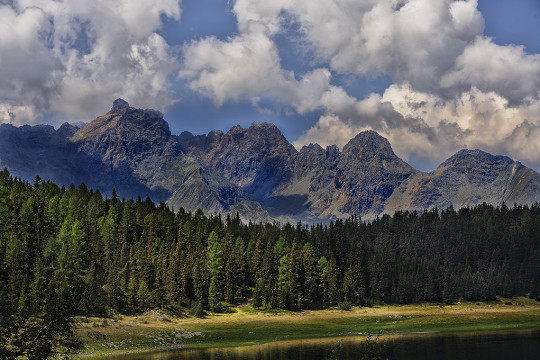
[338, 301, 352, 311]
[190, 301, 204, 317]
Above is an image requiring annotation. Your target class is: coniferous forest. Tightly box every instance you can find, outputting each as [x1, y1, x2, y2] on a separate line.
[1, 168, 540, 324]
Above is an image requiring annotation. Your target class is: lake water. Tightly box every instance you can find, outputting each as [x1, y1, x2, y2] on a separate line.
[101, 330, 540, 359]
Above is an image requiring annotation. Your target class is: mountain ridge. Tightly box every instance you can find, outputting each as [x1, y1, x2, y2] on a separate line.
[1, 99, 539, 223]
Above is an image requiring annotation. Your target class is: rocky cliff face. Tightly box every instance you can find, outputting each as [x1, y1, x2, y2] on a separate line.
[0, 122, 104, 188]
[180, 122, 297, 202]
[386, 149, 540, 213]
[0, 100, 269, 222]
[1, 99, 539, 223]
[71, 98, 190, 200]
[270, 131, 421, 220]
[322, 131, 420, 218]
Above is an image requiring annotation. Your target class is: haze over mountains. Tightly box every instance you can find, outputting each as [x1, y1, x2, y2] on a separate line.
[1, 99, 539, 223]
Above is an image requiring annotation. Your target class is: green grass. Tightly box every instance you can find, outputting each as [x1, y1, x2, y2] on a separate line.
[76, 298, 540, 358]
[178, 312, 540, 349]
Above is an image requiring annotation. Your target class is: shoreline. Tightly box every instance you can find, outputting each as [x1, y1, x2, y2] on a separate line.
[76, 297, 540, 358]
[78, 328, 540, 359]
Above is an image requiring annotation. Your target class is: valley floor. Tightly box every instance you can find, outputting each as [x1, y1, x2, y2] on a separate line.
[76, 297, 540, 358]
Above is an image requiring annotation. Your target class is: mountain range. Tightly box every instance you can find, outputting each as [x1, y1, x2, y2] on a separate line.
[1, 99, 539, 223]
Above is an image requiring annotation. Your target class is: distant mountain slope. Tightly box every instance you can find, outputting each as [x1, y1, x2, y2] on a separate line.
[304, 131, 421, 219]
[386, 149, 540, 213]
[0, 99, 539, 222]
[179, 122, 297, 202]
[0, 122, 103, 189]
[0, 100, 269, 222]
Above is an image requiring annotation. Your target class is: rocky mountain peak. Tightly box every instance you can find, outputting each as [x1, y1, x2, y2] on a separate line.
[248, 121, 280, 132]
[326, 145, 341, 159]
[342, 130, 394, 157]
[70, 101, 177, 183]
[299, 143, 324, 155]
[57, 122, 80, 137]
[389, 148, 540, 213]
[180, 122, 298, 201]
[2, 98, 539, 224]
[442, 149, 514, 168]
[110, 98, 130, 114]
[75, 100, 170, 143]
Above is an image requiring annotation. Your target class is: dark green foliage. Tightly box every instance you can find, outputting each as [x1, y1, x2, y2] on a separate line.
[1, 169, 540, 350]
[326, 340, 343, 360]
[253, 279, 265, 309]
[529, 278, 540, 301]
[189, 300, 204, 317]
[338, 300, 352, 310]
[359, 329, 388, 360]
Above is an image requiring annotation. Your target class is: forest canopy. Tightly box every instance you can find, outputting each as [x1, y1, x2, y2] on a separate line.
[0, 168, 539, 327]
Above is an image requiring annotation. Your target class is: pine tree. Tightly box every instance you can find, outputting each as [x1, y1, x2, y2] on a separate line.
[326, 258, 341, 306]
[343, 263, 365, 305]
[529, 278, 540, 301]
[207, 230, 223, 311]
[317, 256, 329, 306]
[278, 255, 290, 309]
[253, 278, 265, 309]
[288, 239, 303, 309]
[502, 274, 515, 299]
[302, 243, 319, 307]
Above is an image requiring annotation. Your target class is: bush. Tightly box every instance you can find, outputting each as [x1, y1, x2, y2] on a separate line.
[190, 301, 204, 317]
[338, 301, 352, 311]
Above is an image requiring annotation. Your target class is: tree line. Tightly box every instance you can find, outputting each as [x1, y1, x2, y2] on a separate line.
[1, 168, 539, 324]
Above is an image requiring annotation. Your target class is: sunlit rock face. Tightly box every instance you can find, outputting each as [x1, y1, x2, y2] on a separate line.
[385, 149, 540, 214]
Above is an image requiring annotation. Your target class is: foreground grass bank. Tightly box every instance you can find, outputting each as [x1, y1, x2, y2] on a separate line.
[76, 297, 540, 358]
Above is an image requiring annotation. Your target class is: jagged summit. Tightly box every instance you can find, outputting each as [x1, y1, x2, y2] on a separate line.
[442, 149, 514, 167]
[75, 100, 170, 144]
[0, 99, 539, 223]
[56, 122, 79, 137]
[299, 143, 325, 154]
[180, 121, 297, 202]
[110, 98, 130, 114]
[343, 130, 394, 157]
[248, 121, 281, 131]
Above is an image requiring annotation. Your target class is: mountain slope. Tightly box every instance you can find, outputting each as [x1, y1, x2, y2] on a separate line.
[386, 149, 540, 213]
[320, 131, 421, 218]
[0, 99, 539, 222]
[0, 100, 269, 221]
[179, 122, 298, 202]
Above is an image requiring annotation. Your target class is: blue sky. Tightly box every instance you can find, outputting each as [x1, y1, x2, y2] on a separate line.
[479, 0, 540, 54]
[1, 0, 539, 171]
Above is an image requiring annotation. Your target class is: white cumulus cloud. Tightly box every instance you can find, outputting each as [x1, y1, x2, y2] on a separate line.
[0, 0, 181, 125]
[295, 84, 540, 170]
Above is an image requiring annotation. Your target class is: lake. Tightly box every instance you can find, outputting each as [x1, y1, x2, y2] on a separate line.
[99, 330, 540, 359]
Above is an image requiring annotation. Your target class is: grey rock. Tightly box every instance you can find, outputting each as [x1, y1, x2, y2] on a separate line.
[180, 122, 297, 202]
[386, 149, 540, 213]
[1, 99, 539, 223]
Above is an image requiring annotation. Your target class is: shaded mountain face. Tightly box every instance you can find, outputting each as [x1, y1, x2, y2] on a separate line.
[71, 98, 179, 199]
[311, 131, 420, 218]
[0, 100, 269, 222]
[278, 131, 420, 220]
[180, 127, 421, 220]
[1, 99, 539, 223]
[0, 122, 97, 187]
[179, 122, 298, 202]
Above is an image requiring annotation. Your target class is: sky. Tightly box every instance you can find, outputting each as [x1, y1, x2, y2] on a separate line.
[0, 0, 539, 171]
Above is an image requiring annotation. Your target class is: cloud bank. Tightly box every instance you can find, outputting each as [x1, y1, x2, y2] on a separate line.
[1, 0, 539, 170]
[0, 0, 181, 125]
[181, 0, 540, 169]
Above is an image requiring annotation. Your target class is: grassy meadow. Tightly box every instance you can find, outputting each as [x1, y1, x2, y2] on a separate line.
[76, 297, 540, 358]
